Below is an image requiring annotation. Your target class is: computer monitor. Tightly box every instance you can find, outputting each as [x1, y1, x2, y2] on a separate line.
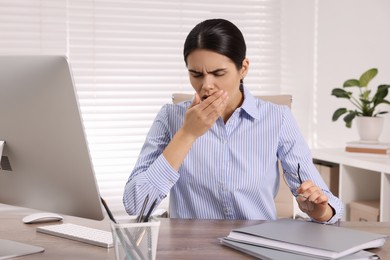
[0, 56, 107, 257]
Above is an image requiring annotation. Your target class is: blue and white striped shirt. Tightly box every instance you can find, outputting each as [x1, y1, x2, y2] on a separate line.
[123, 87, 343, 223]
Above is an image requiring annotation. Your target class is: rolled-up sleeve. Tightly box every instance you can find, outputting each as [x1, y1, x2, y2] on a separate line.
[123, 105, 180, 216]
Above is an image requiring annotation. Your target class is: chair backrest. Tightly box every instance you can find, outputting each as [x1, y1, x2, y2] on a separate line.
[171, 92, 294, 218]
[172, 93, 292, 108]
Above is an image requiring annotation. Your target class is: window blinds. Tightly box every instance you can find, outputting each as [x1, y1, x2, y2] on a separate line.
[0, 0, 67, 54]
[0, 0, 281, 214]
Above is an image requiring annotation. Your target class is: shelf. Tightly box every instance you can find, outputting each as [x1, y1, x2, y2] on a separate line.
[312, 148, 390, 173]
[312, 148, 390, 222]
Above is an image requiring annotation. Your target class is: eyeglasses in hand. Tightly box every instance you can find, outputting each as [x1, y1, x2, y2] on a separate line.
[293, 163, 314, 212]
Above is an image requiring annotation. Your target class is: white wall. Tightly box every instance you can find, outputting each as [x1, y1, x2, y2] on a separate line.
[281, 0, 316, 145]
[282, 0, 390, 148]
[316, 0, 390, 147]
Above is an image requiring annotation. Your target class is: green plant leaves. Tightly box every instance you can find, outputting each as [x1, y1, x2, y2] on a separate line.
[332, 108, 359, 128]
[330, 68, 389, 127]
[332, 108, 347, 121]
[359, 68, 378, 87]
[373, 84, 390, 106]
[360, 90, 371, 101]
[343, 79, 360, 88]
[342, 68, 377, 88]
[343, 111, 358, 128]
[376, 111, 389, 115]
[331, 88, 351, 98]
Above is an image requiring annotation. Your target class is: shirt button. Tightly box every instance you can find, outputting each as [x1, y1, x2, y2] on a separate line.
[219, 183, 226, 191]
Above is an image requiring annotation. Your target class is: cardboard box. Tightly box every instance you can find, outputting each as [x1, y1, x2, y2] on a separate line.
[349, 200, 380, 222]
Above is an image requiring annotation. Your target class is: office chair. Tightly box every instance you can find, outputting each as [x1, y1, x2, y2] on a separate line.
[171, 93, 294, 218]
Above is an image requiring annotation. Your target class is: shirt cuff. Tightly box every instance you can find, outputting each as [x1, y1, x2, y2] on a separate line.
[145, 154, 180, 195]
[310, 201, 342, 225]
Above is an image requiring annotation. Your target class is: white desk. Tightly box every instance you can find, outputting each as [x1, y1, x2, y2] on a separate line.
[312, 148, 390, 221]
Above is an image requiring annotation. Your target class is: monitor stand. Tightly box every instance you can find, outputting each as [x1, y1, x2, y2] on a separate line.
[0, 239, 44, 259]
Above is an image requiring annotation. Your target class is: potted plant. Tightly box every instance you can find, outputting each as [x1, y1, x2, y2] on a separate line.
[331, 68, 390, 141]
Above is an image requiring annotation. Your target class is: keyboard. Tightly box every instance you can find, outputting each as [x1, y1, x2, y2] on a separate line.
[36, 223, 113, 248]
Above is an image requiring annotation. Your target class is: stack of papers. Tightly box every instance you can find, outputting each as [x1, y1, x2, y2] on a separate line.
[220, 219, 387, 259]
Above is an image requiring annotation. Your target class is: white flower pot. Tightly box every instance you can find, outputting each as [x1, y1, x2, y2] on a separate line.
[355, 116, 384, 142]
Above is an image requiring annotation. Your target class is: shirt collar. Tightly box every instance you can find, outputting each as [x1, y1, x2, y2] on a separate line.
[240, 85, 261, 120]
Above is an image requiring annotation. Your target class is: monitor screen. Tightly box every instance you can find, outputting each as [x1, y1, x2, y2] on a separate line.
[0, 55, 104, 221]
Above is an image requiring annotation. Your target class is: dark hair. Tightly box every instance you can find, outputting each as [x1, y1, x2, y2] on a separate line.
[183, 19, 246, 70]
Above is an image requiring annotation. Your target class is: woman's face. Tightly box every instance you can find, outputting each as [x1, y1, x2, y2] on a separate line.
[186, 49, 249, 110]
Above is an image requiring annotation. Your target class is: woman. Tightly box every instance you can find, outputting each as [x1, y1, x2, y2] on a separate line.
[123, 18, 343, 223]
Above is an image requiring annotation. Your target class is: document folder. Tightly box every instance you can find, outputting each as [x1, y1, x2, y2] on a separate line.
[221, 219, 387, 259]
[220, 238, 380, 260]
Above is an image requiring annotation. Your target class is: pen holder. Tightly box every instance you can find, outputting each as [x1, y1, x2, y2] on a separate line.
[111, 216, 160, 260]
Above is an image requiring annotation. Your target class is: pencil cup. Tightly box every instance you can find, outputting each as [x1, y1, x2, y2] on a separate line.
[111, 216, 160, 260]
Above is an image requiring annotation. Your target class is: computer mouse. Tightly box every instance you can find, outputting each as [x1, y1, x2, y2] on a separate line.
[22, 212, 63, 224]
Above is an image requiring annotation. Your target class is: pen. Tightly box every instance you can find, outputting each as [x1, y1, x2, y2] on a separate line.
[142, 198, 158, 223]
[100, 196, 117, 224]
[296, 163, 308, 200]
[117, 229, 146, 260]
[297, 163, 303, 184]
[137, 194, 149, 223]
[136, 198, 158, 246]
[100, 196, 145, 259]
